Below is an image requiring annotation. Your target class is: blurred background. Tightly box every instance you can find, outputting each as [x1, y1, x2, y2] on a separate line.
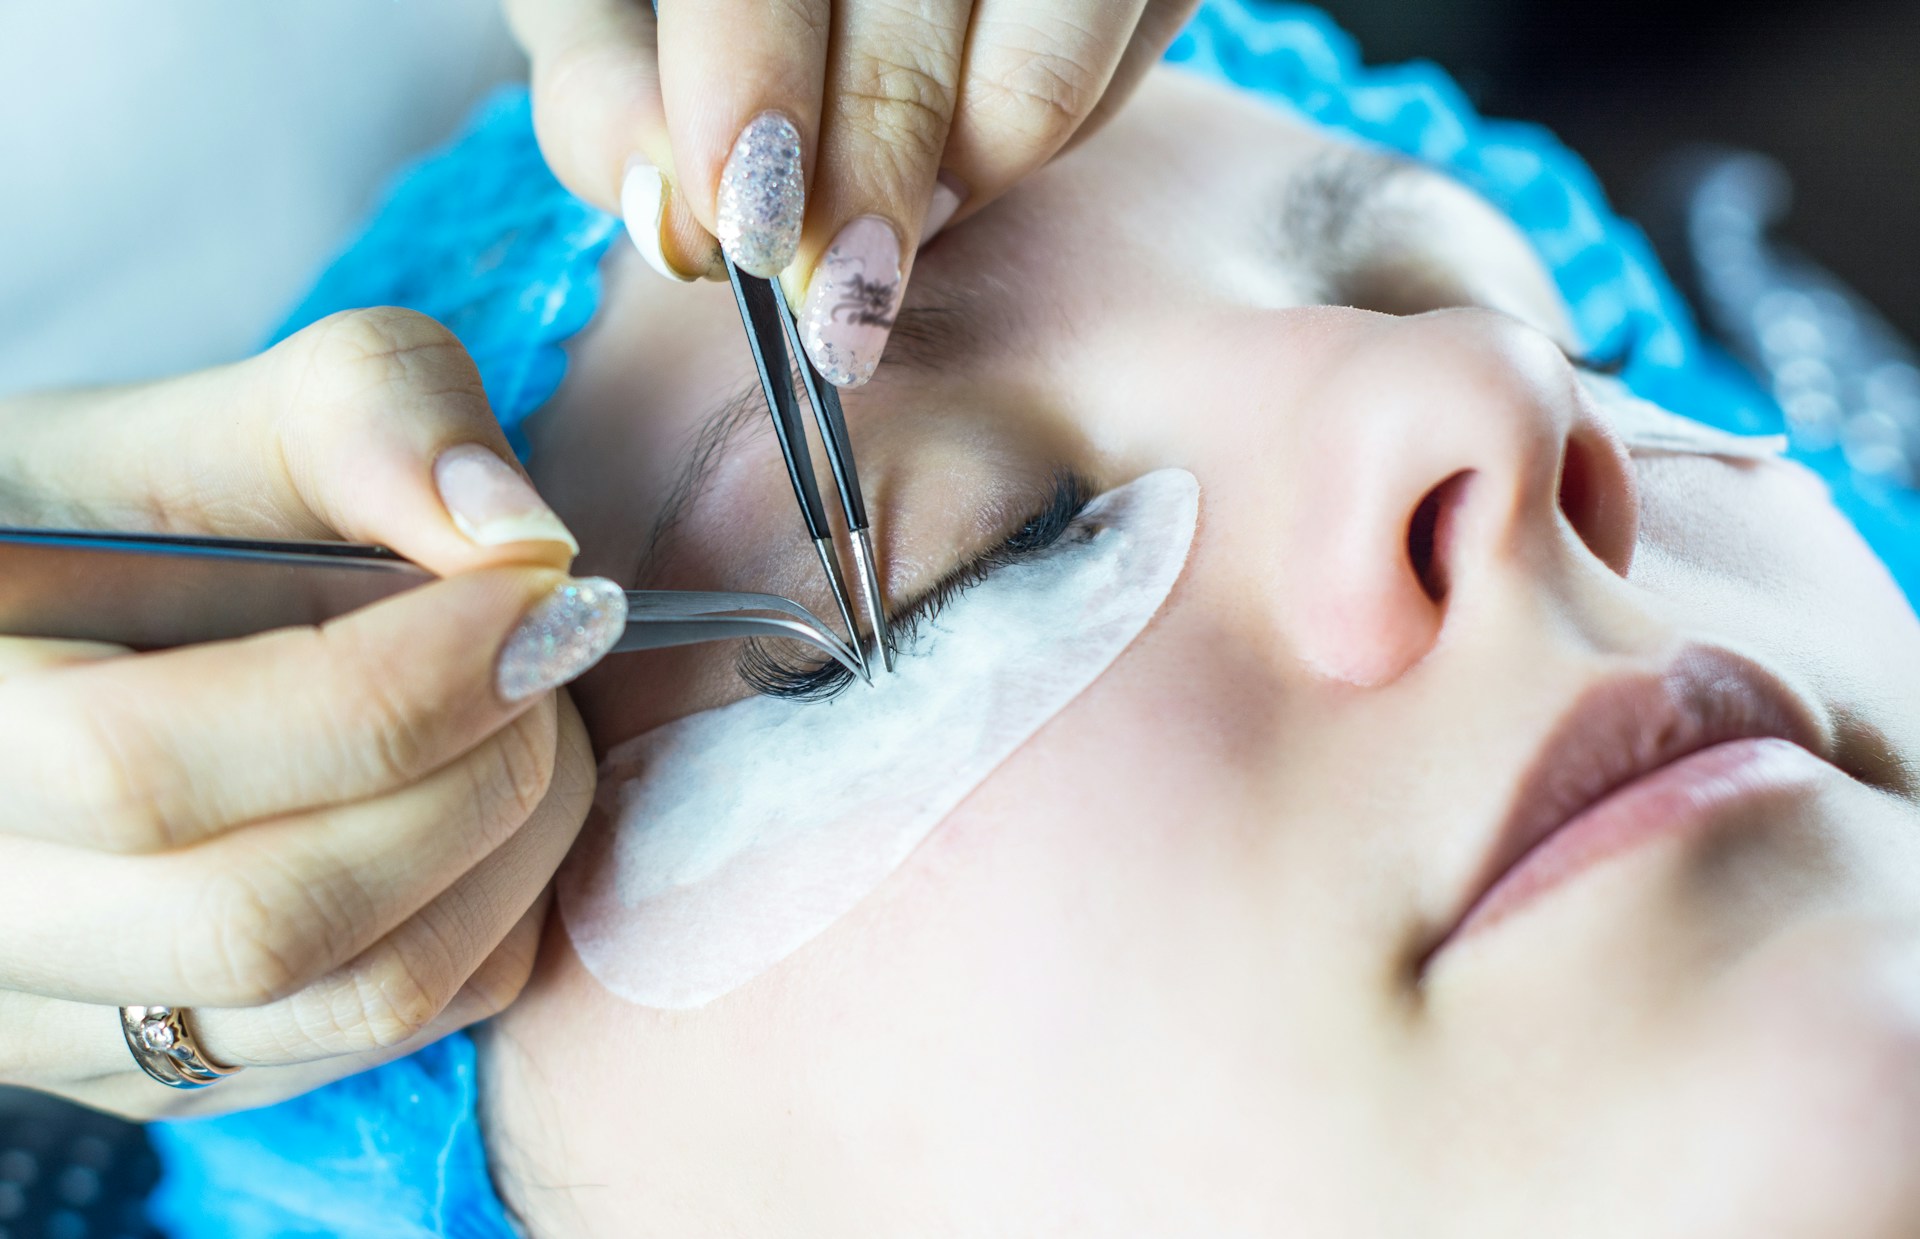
[1319, 0, 1920, 343]
[0, 2, 1914, 1236]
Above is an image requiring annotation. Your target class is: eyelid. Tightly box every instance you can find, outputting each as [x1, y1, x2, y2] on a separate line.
[739, 469, 1096, 700]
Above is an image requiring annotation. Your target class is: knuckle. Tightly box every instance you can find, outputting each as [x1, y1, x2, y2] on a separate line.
[27, 686, 181, 853]
[181, 868, 312, 1007]
[837, 44, 958, 169]
[759, 0, 828, 44]
[967, 41, 1106, 151]
[548, 699, 599, 818]
[284, 308, 487, 418]
[475, 706, 559, 831]
[351, 948, 459, 1050]
[318, 623, 442, 790]
[464, 932, 539, 1021]
[307, 307, 462, 371]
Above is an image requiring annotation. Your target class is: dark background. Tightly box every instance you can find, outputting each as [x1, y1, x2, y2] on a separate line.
[1314, 0, 1920, 342]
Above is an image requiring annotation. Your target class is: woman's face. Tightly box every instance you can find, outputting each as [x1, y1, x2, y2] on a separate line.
[496, 67, 1920, 1236]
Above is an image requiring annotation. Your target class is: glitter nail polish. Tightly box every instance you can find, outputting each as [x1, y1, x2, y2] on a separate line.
[801, 215, 903, 388]
[497, 577, 628, 703]
[716, 112, 805, 278]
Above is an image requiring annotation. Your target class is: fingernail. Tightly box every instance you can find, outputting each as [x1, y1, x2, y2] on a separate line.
[497, 577, 628, 702]
[716, 111, 805, 278]
[800, 216, 903, 389]
[435, 444, 580, 554]
[621, 155, 694, 284]
[920, 172, 967, 243]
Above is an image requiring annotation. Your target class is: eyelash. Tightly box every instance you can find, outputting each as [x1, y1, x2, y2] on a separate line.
[738, 471, 1096, 702]
[739, 338, 1615, 702]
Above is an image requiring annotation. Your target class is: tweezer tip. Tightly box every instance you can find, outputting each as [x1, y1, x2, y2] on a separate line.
[849, 528, 895, 674]
[812, 537, 869, 676]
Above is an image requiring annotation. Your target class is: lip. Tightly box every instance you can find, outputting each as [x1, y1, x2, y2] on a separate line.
[1426, 646, 1834, 963]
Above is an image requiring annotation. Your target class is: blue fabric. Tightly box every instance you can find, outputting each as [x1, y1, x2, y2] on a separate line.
[150, 2, 1920, 1235]
[147, 1034, 515, 1239]
[274, 89, 622, 461]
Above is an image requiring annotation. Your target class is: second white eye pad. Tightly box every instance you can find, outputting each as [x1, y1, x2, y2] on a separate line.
[1580, 372, 1790, 460]
[559, 468, 1201, 1009]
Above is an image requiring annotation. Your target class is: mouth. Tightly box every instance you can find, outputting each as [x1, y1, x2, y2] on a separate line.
[1425, 646, 1837, 965]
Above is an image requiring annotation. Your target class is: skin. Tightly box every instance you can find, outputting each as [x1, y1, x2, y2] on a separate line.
[0, 309, 598, 1119]
[489, 67, 1920, 1237]
[505, 0, 1197, 341]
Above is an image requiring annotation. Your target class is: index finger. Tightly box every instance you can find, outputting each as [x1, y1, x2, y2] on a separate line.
[0, 309, 581, 580]
[0, 567, 626, 853]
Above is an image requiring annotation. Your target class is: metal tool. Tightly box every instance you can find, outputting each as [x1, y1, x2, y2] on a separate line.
[770, 279, 894, 672]
[723, 259, 892, 673]
[0, 527, 865, 677]
[642, 0, 892, 675]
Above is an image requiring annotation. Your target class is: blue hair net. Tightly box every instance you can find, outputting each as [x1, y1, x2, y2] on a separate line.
[147, 3, 1920, 1234]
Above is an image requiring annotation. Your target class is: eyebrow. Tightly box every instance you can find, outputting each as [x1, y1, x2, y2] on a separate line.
[1276, 146, 1429, 274]
[631, 380, 764, 584]
[634, 147, 1427, 584]
[631, 285, 1003, 584]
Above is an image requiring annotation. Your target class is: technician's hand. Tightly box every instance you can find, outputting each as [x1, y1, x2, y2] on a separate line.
[0, 308, 619, 1119]
[507, 0, 1199, 387]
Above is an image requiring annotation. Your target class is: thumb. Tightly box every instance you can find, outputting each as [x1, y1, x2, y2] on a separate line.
[506, 0, 720, 281]
[0, 307, 577, 578]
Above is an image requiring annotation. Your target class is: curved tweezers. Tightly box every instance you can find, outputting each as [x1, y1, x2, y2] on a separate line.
[0, 529, 869, 681]
[614, 590, 869, 680]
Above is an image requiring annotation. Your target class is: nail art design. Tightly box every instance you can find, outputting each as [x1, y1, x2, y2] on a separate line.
[497, 577, 628, 703]
[716, 112, 805, 278]
[801, 216, 904, 388]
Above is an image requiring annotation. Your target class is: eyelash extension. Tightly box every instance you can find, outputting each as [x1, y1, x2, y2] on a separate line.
[738, 471, 1096, 702]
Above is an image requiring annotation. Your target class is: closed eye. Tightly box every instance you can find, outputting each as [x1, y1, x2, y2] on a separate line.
[739, 470, 1096, 701]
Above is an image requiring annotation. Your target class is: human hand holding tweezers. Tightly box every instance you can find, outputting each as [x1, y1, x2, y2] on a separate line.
[723, 255, 893, 676]
[0, 528, 865, 678]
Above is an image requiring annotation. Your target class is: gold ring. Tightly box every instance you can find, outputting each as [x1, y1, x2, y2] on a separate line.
[119, 1005, 242, 1090]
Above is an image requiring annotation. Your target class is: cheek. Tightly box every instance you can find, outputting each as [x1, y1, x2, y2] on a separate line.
[1661, 922, 1920, 1234]
[1634, 457, 1886, 607]
[1631, 457, 1920, 698]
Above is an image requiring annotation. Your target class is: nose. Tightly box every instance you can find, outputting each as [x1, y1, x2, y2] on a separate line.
[1235, 308, 1638, 686]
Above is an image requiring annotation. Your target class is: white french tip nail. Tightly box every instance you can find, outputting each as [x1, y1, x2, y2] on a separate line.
[621, 158, 694, 284]
[450, 509, 581, 555]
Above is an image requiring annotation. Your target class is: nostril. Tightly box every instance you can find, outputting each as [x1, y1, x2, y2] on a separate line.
[1407, 470, 1475, 603]
[1557, 430, 1637, 576]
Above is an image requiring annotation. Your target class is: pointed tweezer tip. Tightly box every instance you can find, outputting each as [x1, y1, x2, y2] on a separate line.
[812, 537, 870, 677]
[849, 528, 894, 674]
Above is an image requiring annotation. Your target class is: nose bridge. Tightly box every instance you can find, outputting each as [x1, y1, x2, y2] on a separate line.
[1206, 308, 1628, 688]
[1338, 310, 1576, 546]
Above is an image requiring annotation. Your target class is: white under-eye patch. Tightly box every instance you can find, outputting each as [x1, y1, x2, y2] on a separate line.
[559, 468, 1201, 1009]
[1581, 372, 1789, 461]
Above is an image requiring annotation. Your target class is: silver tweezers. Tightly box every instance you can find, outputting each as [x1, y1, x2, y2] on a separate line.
[646, 0, 891, 676]
[0, 528, 864, 676]
[724, 261, 893, 676]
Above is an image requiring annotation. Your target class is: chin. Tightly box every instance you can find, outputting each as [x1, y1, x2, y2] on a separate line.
[1682, 917, 1920, 1238]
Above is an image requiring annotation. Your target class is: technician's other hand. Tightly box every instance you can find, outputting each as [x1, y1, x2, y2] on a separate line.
[508, 0, 1199, 386]
[0, 308, 618, 1119]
